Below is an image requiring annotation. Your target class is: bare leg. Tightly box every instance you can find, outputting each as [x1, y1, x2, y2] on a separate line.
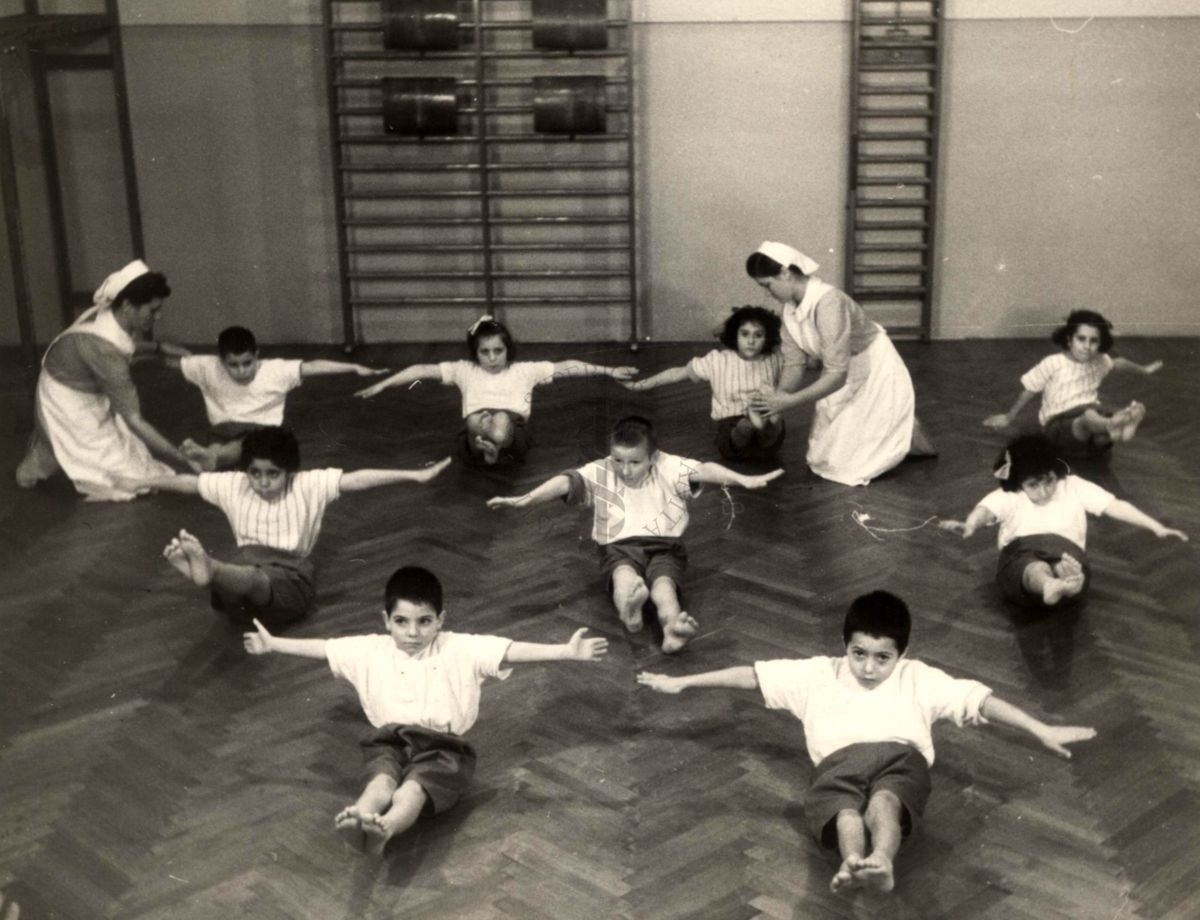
[1113, 401, 1146, 442]
[1023, 557, 1084, 606]
[854, 790, 902, 893]
[830, 808, 867, 894]
[1071, 409, 1119, 446]
[361, 778, 429, 856]
[164, 529, 272, 607]
[651, 577, 698, 654]
[907, 416, 937, 457]
[611, 565, 649, 632]
[336, 773, 397, 853]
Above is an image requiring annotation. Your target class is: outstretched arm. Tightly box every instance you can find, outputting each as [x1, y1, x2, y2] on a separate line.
[690, 461, 784, 490]
[116, 472, 201, 495]
[502, 627, 608, 665]
[243, 618, 328, 659]
[981, 695, 1096, 759]
[552, 359, 638, 383]
[301, 359, 390, 378]
[340, 457, 452, 492]
[354, 363, 442, 399]
[938, 504, 997, 539]
[622, 365, 695, 392]
[983, 389, 1036, 430]
[1111, 357, 1163, 375]
[1102, 499, 1188, 541]
[637, 666, 759, 694]
[486, 473, 571, 510]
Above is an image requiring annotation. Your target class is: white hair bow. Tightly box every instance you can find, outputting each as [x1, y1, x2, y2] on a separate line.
[468, 314, 495, 335]
[993, 450, 1012, 481]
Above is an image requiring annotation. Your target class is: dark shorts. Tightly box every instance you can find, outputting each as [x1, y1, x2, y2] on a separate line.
[210, 544, 316, 631]
[1043, 403, 1114, 458]
[806, 742, 932, 849]
[996, 534, 1090, 608]
[714, 415, 785, 462]
[360, 724, 477, 815]
[456, 411, 531, 468]
[600, 538, 688, 592]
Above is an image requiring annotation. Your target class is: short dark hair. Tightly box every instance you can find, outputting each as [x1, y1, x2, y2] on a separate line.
[744, 251, 807, 281]
[718, 305, 783, 354]
[1050, 309, 1114, 353]
[842, 591, 911, 654]
[239, 426, 301, 473]
[218, 326, 258, 357]
[115, 272, 171, 308]
[610, 415, 656, 453]
[994, 434, 1064, 492]
[467, 317, 517, 363]
[385, 566, 443, 615]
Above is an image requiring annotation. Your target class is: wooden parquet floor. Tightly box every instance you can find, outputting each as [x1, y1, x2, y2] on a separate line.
[1, 338, 1198, 920]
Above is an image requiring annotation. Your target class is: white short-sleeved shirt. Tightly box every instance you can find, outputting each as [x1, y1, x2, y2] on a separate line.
[438, 360, 557, 419]
[181, 355, 304, 427]
[325, 631, 513, 734]
[1020, 353, 1114, 425]
[568, 450, 702, 544]
[686, 349, 783, 420]
[197, 468, 342, 556]
[977, 475, 1114, 550]
[755, 656, 992, 767]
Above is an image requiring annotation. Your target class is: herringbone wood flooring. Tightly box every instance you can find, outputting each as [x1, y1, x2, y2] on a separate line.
[1, 339, 1197, 920]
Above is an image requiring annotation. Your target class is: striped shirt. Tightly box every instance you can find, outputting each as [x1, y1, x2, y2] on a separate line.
[198, 468, 342, 557]
[1021, 353, 1114, 426]
[687, 349, 783, 420]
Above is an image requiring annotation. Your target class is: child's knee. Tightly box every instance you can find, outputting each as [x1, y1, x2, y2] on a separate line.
[611, 567, 647, 601]
[649, 577, 679, 604]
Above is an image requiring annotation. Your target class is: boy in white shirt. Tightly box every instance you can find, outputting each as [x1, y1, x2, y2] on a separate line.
[243, 565, 608, 854]
[638, 591, 1096, 895]
[170, 326, 387, 470]
[487, 416, 782, 653]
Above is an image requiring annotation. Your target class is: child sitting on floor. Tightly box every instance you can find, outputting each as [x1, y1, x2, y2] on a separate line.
[939, 434, 1187, 608]
[242, 565, 607, 854]
[623, 305, 786, 462]
[983, 309, 1162, 457]
[120, 426, 450, 630]
[637, 590, 1097, 895]
[486, 416, 783, 653]
[167, 325, 388, 470]
[354, 315, 637, 467]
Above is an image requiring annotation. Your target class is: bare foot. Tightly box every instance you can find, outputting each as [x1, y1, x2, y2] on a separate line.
[660, 612, 699, 654]
[746, 406, 767, 431]
[830, 857, 862, 894]
[360, 812, 393, 856]
[176, 530, 214, 587]
[163, 537, 192, 581]
[618, 581, 649, 633]
[1117, 401, 1146, 442]
[852, 853, 895, 893]
[334, 806, 366, 853]
[473, 435, 500, 465]
[1052, 554, 1086, 600]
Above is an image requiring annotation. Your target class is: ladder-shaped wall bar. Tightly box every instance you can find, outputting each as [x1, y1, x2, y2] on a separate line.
[844, 0, 943, 340]
[323, 0, 637, 348]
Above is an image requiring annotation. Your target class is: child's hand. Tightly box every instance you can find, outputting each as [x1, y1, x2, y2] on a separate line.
[636, 671, 684, 694]
[486, 494, 529, 510]
[741, 468, 785, 489]
[982, 414, 1010, 430]
[1144, 360, 1163, 374]
[243, 618, 274, 655]
[356, 365, 390, 377]
[1154, 526, 1188, 542]
[354, 379, 392, 399]
[610, 366, 639, 382]
[1037, 724, 1097, 759]
[938, 519, 967, 536]
[413, 457, 453, 483]
[566, 627, 608, 661]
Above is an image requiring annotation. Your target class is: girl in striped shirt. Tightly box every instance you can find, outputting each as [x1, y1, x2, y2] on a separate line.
[624, 306, 786, 461]
[983, 310, 1162, 456]
[120, 427, 450, 631]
